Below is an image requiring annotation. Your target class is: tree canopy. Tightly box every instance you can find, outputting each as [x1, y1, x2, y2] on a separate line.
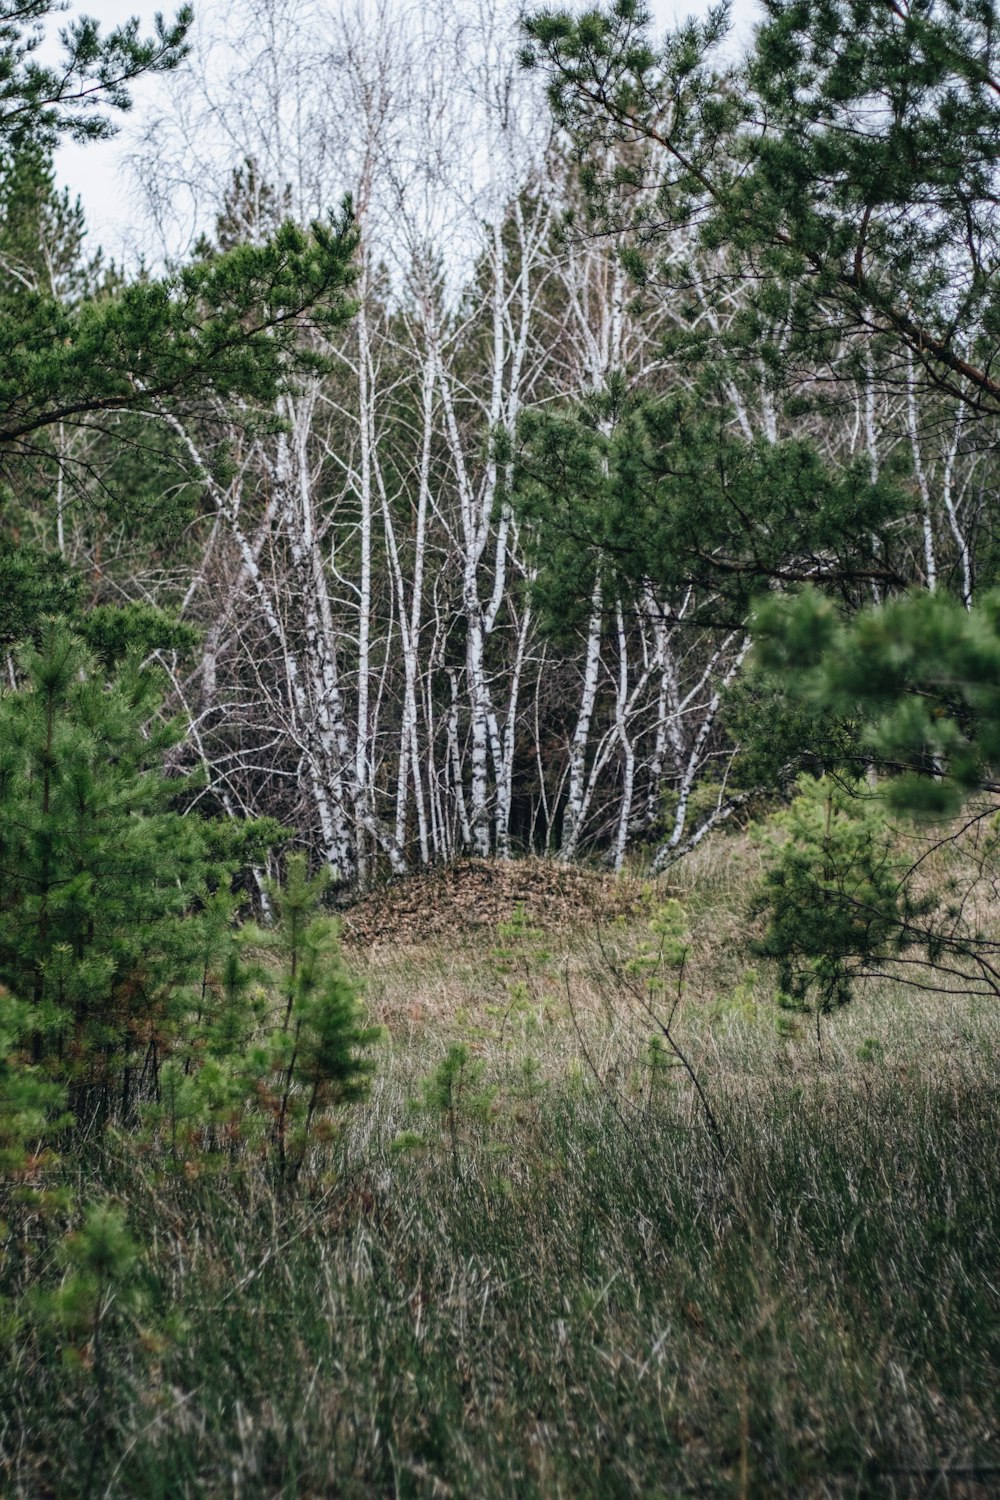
[522, 0, 1000, 411]
[517, 0, 1000, 996]
[1, 0, 191, 150]
[0, 3, 360, 474]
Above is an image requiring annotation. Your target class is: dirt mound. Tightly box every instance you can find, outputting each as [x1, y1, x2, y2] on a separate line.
[340, 857, 645, 949]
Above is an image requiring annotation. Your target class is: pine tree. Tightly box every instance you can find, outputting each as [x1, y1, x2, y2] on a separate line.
[251, 855, 378, 1185]
[519, 0, 1000, 995]
[753, 586, 1000, 818]
[0, 141, 98, 302]
[0, 4, 360, 501]
[514, 382, 907, 630]
[750, 774, 918, 1011]
[0, 2, 191, 153]
[0, 619, 273, 1129]
[522, 0, 1000, 412]
[0, 139, 107, 638]
[0, 206, 360, 466]
[518, 0, 1000, 594]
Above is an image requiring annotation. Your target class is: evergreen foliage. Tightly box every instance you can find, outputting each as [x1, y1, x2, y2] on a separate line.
[409, 1043, 496, 1172]
[520, 0, 1000, 997]
[0, 0, 191, 152]
[0, 986, 67, 1178]
[0, 7, 360, 528]
[741, 591, 1000, 1005]
[0, 619, 272, 1129]
[522, 0, 1000, 408]
[514, 384, 906, 629]
[751, 775, 918, 1010]
[1, 3, 998, 1486]
[0, 207, 359, 460]
[0, 617, 375, 1195]
[0, 5, 379, 1192]
[753, 586, 1000, 814]
[517, 0, 1000, 608]
[0, 533, 76, 646]
[252, 854, 379, 1183]
[0, 141, 99, 301]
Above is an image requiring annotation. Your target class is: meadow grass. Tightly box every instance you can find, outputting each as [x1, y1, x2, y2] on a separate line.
[3, 851, 999, 1498]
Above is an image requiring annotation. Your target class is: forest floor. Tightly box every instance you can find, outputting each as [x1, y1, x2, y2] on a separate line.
[5, 832, 1000, 1498]
[339, 853, 648, 948]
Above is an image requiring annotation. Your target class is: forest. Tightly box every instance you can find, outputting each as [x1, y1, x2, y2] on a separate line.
[2, 0, 1000, 1493]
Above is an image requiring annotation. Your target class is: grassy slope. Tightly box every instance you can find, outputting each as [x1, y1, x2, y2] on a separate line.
[4, 838, 1000, 1498]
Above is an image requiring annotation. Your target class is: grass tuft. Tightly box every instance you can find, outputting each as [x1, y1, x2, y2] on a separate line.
[3, 865, 999, 1498]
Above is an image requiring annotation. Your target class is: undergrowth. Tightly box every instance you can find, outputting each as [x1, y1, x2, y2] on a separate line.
[3, 960, 999, 1498]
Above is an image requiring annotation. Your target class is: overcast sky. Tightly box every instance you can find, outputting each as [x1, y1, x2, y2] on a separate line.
[53, 0, 760, 265]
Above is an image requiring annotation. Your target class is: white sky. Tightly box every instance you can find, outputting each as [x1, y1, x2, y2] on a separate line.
[52, 0, 760, 266]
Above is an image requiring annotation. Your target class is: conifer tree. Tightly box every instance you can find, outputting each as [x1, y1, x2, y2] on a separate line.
[250, 855, 378, 1184]
[522, 0, 1000, 412]
[753, 586, 1000, 818]
[0, 3, 360, 512]
[750, 774, 920, 1011]
[0, 1, 191, 153]
[514, 382, 907, 630]
[735, 589, 1000, 1001]
[0, 619, 273, 1129]
[518, 0, 1000, 589]
[519, 0, 1000, 993]
[0, 139, 105, 638]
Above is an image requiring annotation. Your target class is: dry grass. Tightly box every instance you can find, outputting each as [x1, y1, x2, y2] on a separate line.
[3, 840, 1000, 1498]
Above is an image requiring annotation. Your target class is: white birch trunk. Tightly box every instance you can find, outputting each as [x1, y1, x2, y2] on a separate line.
[942, 401, 973, 609]
[561, 578, 603, 860]
[907, 352, 938, 592]
[611, 605, 636, 873]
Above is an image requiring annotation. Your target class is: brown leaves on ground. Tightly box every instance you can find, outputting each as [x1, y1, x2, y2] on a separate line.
[340, 857, 646, 950]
